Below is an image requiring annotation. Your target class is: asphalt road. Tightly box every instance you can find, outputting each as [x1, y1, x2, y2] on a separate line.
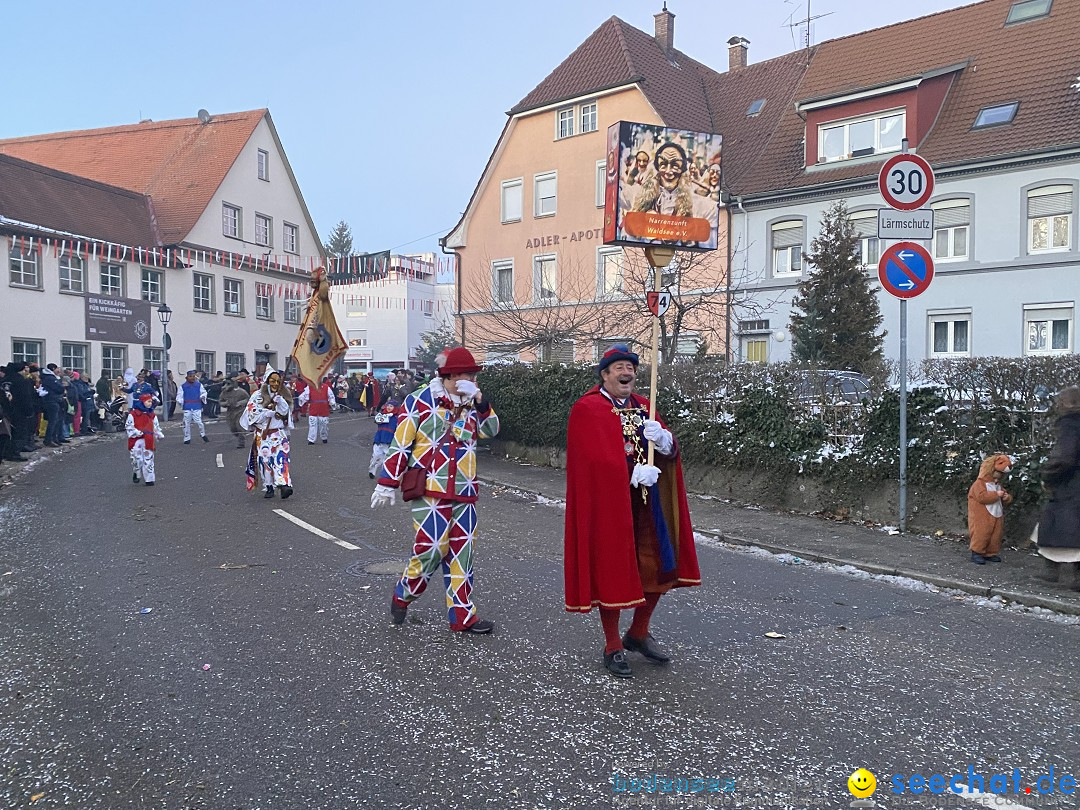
[1, 412, 1077, 809]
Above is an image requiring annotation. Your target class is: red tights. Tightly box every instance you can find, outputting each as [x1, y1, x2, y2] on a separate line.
[599, 593, 660, 654]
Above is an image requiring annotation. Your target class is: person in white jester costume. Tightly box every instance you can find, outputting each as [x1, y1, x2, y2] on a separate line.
[126, 391, 164, 486]
[371, 347, 500, 634]
[240, 366, 294, 499]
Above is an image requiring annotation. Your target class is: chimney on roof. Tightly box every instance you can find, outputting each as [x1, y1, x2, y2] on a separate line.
[728, 36, 749, 71]
[654, 3, 675, 55]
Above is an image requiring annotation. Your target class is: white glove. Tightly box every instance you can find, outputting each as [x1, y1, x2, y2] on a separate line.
[454, 380, 481, 401]
[630, 463, 660, 488]
[643, 419, 673, 455]
[370, 484, 396, 509]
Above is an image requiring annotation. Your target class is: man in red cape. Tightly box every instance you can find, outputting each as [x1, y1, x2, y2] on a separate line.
[564, 344, 700, 679]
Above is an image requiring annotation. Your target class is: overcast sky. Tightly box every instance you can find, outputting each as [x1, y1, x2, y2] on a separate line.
[2, 0, 974, 257]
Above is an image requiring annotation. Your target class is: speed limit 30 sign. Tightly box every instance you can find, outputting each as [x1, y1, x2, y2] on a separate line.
[878, 153, 935, 211]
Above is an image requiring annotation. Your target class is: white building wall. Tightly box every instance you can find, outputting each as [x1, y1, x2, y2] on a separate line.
[732, 157, 1080, 364]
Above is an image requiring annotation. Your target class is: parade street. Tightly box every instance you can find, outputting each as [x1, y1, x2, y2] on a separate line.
[2, 413, 1078, 810]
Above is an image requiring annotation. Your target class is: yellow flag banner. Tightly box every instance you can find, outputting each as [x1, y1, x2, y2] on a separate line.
[291, 267, 347, 385]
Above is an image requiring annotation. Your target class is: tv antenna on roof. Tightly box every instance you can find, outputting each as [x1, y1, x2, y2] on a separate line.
[784, 0, 833, 65]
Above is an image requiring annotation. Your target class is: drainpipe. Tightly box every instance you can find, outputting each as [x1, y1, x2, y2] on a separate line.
[439, 238, 464, 346]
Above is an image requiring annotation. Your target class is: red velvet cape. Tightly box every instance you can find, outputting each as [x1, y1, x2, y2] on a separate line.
[563, 386, 700, 612]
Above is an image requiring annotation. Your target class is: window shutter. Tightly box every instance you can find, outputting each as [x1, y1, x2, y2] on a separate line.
[772, 223, 804, 248]
[934, 203, 971, 228]
[1028, 189, 1073, 218]
[851, 215, 877, 238]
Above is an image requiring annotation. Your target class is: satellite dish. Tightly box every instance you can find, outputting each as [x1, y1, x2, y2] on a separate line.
[197, 109, 212, 124]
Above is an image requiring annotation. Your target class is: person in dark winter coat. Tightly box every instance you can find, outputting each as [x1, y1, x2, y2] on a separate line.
[220, 378, 251, 448]
[1036, 386, 1080, 588]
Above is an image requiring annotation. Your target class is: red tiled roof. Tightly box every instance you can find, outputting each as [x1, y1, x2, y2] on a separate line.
[0, 154, 160, 246]
[0, 110, 266, 244]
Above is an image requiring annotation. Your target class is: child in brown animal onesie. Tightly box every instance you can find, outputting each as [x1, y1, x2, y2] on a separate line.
[968, 454, 1014, 564]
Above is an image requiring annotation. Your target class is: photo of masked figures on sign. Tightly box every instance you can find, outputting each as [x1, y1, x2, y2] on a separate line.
[603, 120, 722, 252]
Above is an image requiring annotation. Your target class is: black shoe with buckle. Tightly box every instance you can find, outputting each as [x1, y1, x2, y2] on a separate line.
[390, 601, 408, 625]
[623, 633, 672, 664]
[603, 650, 633, 679]
[460, 619, 494, 635]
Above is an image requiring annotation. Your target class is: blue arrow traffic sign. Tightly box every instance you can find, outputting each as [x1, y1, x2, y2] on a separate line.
[877, 241, 935, 299]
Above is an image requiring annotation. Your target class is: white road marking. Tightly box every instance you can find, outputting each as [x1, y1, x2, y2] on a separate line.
[954, 790, 1036, 809]
[216, 454, 224, 468]
[273, 509, 360, 551]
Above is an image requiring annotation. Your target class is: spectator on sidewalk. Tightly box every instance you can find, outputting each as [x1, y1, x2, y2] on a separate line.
[563, 344, 701, 679]
[1035, 386, 1080, 587]
[96, 370, 113, 411]
[968, 454, 1015, 565]
[0, 365, 24, 463]
[3, 362, 35, 455]
[39, 363, 67, 447]
[71, 372, 96, 435]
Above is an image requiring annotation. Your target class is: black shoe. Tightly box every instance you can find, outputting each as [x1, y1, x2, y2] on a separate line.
[264, 486, 275, 499]
[279, 486, 293, 500]
[985, 555, 1002, 563]
[603, 650, 633, 679]
[391, 601, 408, 625]
[308, 441, 315, 445]
[322, 440, 328, 444]
[623, 632, 672, 663]
[133, 473, 139, 483]
[144, 481, 154, 486]
[460, 619, 494, 635]
[202, 435, 209, 443]
[184, 440, 191, 444]
[43, 442, 58, 448]
[368, 472, 375, 480]
[4, 454, 27, 462]
[971, 552, 987, 565]
[58, 439, 70, 444]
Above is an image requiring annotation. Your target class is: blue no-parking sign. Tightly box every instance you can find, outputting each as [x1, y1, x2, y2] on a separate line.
[877, 241, 934, 299]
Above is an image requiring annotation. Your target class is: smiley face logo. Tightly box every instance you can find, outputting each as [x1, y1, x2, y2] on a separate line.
[848, 769, 877, 798]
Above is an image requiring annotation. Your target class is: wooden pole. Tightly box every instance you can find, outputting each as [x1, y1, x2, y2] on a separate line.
[643, 246, 675, 466]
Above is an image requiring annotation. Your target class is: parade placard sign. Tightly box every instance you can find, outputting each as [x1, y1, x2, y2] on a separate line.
[85, 295, 153, 344]
[603, 121, 722, 252]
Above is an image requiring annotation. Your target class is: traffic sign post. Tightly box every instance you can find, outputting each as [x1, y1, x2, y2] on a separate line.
[879, 142, 936, 533]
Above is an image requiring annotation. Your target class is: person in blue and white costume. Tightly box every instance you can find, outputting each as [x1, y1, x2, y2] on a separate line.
[180, 369, 208, 444]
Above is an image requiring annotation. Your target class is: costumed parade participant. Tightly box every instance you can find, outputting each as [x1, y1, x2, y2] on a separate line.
[126, 391, 164, 486]
[564, 344, 700, 679]
[371, 347, 500, 634]
[220, 377, 250, 448]
[369, 398, 399, 479]
[240, 368, 294, 499]
[180, 369, 209, 444]
[967, 453, 1015, 564]
[298, 375, 334, 444]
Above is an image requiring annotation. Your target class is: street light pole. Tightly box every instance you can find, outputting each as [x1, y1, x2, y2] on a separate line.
[158, 304, 173, 422]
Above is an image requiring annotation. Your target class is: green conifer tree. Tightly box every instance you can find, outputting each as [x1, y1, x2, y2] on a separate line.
[323, 220, 354, 257]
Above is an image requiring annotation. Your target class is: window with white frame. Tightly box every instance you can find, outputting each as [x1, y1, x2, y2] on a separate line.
[347, 330, 367, 347]
[284, 291, 303, 324]
[500, 179, 522, 224]
[819, 110, 905, 163]
[1027, 185, 1072, 253]
[102, 345, 126, 379]
[597, 246, 624, 296]
[283, 222, 298, 254]
[225, 352, 245, 375]
[100, 262, 124, 297]
[557, 108, 574, 139]
[223, 277, 243, 315]
[59, 252, 85, 292]
[1024, 304, 1073, 355]
[256, 284, 274, 319]
[141, 268, 163, 304]
[676, 331, 700, 356]
[535, 254, 557, 301]
[422, 299, 433, 317]
[258, 149, 269, 181]
[743, 337, 768, 363]
[534, 172, 557, 217]
[492, 260, 514, 305]
[9, 244, 40, 287]
[193, 272, 213, 311]
[933, 200, 971, 260]
[61, 342, 88, 375]
[851, 212, 880, 266]
[12, 339, 42, 366]
[928, 312, 971, 357]
[595, 160, 606, 208]
[143, 347, 165, 374]
[195, 351, 215, 373]
[580, 102, 597, 134]
[1006, 0, 1053, 25]
[771, 221, 804, 276]
[255, 213, 271, 247]
[540, 340, 574, 363]
[222, 203, 241, 238]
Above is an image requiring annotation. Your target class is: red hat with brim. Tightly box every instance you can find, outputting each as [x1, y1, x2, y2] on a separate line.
[436, 346, 482, 376]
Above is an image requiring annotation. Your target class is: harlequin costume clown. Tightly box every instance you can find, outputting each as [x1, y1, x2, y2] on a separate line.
[368, 398, 399, 479]
[564, 344, 700, 679]
[180, 369, 209, 444]
[298, 376, 334, 444]
[968, 453, 1015, 564]
[240, 368, 294, 499]
[126, 392, 163, 486]
[371, 347, 500, 634]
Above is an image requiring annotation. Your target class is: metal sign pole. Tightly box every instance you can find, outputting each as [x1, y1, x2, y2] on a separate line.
[899, 299, 907, 532]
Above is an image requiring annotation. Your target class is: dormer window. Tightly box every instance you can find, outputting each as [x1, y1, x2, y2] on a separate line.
[819, 110, 905, 163]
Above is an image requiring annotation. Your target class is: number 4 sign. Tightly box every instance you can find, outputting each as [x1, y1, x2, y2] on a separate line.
[878, 154, 935, 211]
[646, 291, 671, 317]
